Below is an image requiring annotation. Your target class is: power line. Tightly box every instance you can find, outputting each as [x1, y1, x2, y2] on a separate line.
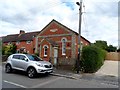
[82, 12, 89, 39]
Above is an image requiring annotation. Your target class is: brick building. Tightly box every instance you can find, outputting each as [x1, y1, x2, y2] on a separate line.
[35, 19, 90, 65]
[2, 19, 90, 65]
[2, 30, 40, 54]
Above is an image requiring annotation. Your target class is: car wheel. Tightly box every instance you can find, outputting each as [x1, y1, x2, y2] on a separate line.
[27, 67, 37, 78]
[5, 64, 12, 73]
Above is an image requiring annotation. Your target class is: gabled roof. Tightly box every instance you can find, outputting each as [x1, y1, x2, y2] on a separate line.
[54, 19, 91, 44]
[39, 19, 90, 44]
[2, 31, 40, 43]
[45, 38, 58, 46]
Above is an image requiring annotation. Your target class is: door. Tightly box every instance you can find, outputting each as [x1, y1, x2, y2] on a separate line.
[54, 48, 58, 65]
[12, 55, 20, 68]
[12, 55, 28, 71]
[18, 55, 28, 71]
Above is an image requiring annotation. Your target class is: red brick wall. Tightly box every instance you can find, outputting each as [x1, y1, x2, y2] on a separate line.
[40, 22, 70, 36]
[3, 39, 36, 54]
[75, 35, 90, 57]
[38, 21, 90, 61]
[16, 41, 34, 54]
[38, 36, 72, 61]
[39, 39, 50, 61]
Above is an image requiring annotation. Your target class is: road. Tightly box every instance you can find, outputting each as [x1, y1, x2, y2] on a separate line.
[1, 64, 119, 88]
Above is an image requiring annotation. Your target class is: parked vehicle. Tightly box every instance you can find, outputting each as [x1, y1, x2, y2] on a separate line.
[5, 53, 53, 78]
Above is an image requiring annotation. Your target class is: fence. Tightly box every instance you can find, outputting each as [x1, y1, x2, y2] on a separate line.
[105, 52, 120, 61]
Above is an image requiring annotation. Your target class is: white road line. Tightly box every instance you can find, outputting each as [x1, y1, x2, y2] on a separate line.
[4, 80, 27, 88]
[100, 82, 118, 87]
[31, 77, 63, 88]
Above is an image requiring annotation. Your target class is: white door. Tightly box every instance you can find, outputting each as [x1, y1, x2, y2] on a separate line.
[54, 48, 58, 65]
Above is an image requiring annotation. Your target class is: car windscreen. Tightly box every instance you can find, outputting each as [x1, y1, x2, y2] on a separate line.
[26, 55, 43, 61]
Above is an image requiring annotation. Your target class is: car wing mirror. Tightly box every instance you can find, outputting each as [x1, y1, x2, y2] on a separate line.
[25, 58, 28, 62]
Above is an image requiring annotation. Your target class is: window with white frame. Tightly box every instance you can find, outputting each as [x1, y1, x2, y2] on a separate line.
[26, 41, 31, 44]
[16, 41, 20, 45]
[61, 38, 67, 55]
[43, 45, 48, 57]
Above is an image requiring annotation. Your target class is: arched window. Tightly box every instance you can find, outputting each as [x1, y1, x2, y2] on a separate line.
[43, 45, 48, 57]
[61, 38, 67, 55]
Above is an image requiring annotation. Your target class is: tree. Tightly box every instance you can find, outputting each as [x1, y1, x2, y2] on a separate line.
[94, 40, 108, 50]
[11, 44, 17, 54]
[2, 45, 5, 55]
[3, 44, 17, 55]
[106, 45, 117, 52]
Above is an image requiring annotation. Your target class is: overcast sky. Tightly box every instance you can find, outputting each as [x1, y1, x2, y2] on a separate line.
[0, 0, 119, 47]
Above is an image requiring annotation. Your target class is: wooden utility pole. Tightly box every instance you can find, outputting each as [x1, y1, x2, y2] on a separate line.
[76, 0, 83, 74]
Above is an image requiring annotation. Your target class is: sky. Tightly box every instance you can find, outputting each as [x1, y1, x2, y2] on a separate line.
[0, 0, 119, 47]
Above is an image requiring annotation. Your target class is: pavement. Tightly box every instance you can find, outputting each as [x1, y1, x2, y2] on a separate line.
[95, 60, 118, 77]
[50, 60, 119, 85]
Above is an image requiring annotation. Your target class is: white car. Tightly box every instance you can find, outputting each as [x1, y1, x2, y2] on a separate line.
[5, 54, 53, 78]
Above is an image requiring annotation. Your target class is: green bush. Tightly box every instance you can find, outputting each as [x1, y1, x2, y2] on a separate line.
[80, 45, 106, 73]
[2, 44, 17, 55]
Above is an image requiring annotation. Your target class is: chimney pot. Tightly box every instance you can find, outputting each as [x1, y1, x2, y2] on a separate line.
[20, 30, 25, 34]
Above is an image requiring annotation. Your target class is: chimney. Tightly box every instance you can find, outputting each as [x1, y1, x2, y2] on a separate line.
[19, 30, 25, 35]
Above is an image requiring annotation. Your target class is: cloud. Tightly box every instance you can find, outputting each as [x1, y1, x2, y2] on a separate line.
[0, 0, 119, 46]
[81, 0, 118, 46]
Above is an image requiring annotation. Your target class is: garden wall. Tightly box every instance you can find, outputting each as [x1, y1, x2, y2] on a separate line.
[105, 52, 120, 61]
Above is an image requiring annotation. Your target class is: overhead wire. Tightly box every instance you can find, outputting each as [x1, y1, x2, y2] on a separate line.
[82, 1, 90, 40]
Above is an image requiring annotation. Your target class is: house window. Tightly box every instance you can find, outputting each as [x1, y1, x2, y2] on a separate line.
[20, 47, 26, 53]
[43, 45, 48, 57]
[26, 41, 31, 44]
[16, 41, 20, 45]
[61, 38, 67, 55]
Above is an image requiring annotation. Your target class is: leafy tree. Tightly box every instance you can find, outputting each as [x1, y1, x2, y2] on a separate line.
[106, 45, 117, 52]
[11, 44, 17, 54]
[94, 40, 108, 50]
[3, 44, 17, 55]
[2, 45, 5, 55]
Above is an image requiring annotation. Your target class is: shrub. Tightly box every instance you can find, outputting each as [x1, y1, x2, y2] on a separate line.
[80, 45, 106, 73]
[2, 44, 17, 55]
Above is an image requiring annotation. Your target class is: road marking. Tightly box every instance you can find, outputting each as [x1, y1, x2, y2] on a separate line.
[100, 82, 118, 87]
[4, 80, 27, 88]
[31, 77, 63, 88]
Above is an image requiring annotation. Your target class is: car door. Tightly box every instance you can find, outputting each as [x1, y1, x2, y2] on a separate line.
[12, 55, 20, 69]
[18, 55, 29, 71]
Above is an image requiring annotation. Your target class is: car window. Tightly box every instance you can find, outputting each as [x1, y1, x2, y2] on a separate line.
[20, 55, 26, 60]
[13, 55, 20, 59]
[26, 54, 43, 61]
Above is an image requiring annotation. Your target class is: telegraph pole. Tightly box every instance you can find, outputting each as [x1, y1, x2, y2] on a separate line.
[76, 0, 83, 73]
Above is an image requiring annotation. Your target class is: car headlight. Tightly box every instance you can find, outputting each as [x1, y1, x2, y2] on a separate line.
[36, 63, 44, 67]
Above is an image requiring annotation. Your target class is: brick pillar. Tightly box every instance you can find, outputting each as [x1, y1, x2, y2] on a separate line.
[71, 35, 76, 58]
[35, 37, 38, 53]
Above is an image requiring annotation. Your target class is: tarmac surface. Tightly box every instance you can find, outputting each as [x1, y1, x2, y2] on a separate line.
[2, 60, 119, 86]
[51, 60, 119, 86]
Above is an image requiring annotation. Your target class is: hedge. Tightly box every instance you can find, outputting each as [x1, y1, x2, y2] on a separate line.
[80, 45, 107, 73]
